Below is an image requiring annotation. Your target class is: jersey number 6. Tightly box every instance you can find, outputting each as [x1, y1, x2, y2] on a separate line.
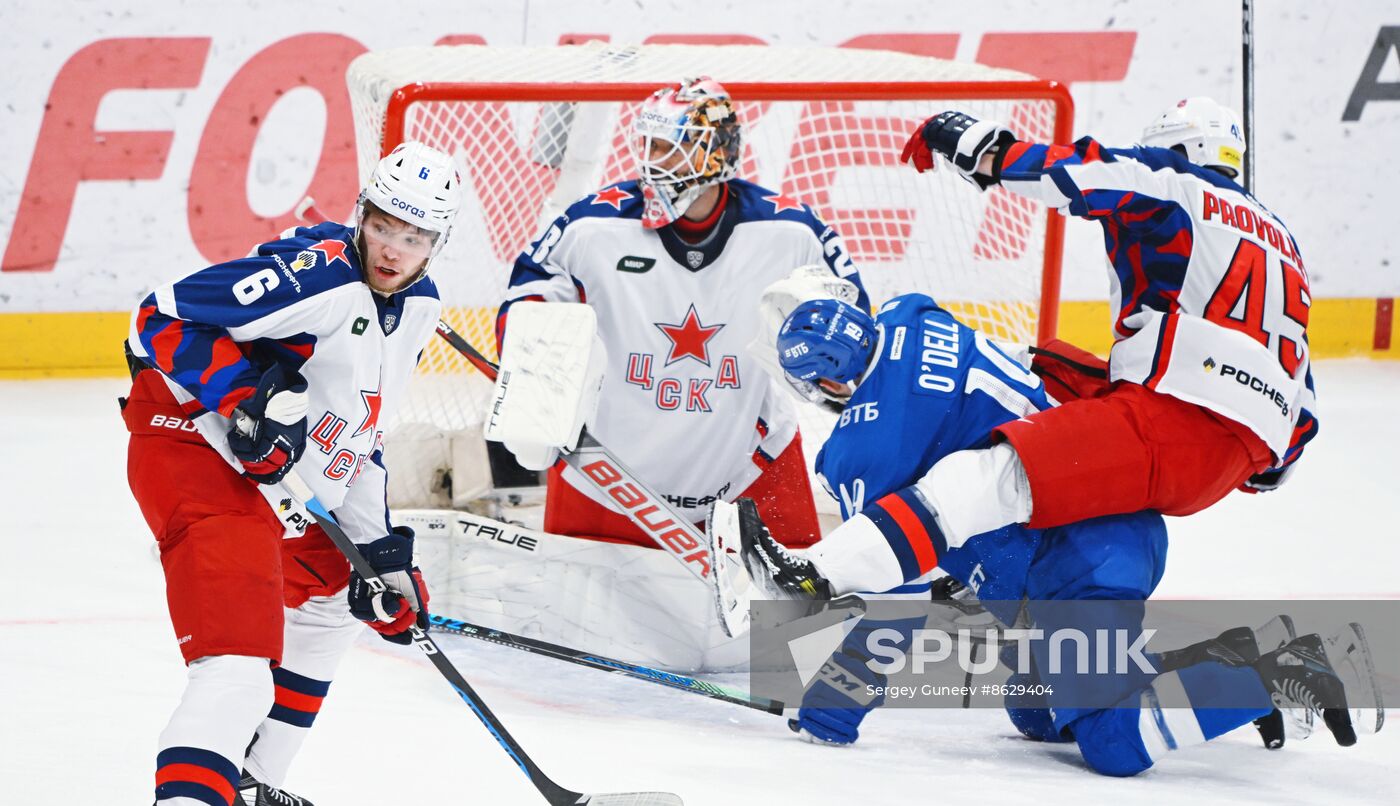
[232, 268, 280, 305]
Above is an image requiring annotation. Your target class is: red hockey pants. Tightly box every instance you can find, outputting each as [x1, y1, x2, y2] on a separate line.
[123, 371, 350, 665]
[992, 340, 1274, 528]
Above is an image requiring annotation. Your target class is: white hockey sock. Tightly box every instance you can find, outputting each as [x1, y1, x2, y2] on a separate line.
[912, 442, 1031, 548]
[807, 514, 907, 595]
[155, 654, 272, 804]
[244, 593, 362, 787]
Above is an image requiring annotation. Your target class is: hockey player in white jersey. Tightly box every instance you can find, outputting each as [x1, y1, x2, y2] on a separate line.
[497, 76, 869, 553]
[123, 142, 460, 805]
[865, 97, 1319, 554]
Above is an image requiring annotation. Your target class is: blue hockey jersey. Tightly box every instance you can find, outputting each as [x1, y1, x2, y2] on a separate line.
[814, 294, 1164, 621]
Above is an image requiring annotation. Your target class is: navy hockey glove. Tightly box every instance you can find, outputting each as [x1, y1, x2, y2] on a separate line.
[348, 527, 431, 645]
[790, 649, 886, 745]
[228, 364, 308, 485]
[1240, 463, 1296, 494]
[901, 110, 1016, 189]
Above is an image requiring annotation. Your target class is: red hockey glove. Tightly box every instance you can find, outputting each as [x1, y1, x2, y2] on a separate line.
[901, 110, 1016, 190]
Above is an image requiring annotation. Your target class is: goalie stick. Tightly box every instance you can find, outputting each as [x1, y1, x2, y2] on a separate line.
[428, 613, 785, 715]
[274, 469, 683, 806]
[436, 319, 718, 586]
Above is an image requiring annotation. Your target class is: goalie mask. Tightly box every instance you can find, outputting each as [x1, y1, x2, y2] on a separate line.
[777, 298, 877, 397]
[355, 141, 462, 292]
[633, 76, 742, 229]
[1141, 97, 1246, 180]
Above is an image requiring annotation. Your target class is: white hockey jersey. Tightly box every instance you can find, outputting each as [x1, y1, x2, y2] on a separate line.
[998, 138, 1318, 470]
[129, 222, 442, 543]
[501, 178, 867, 522]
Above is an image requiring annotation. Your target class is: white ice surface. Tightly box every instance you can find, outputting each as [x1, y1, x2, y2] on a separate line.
[2, 360, 1398, 804]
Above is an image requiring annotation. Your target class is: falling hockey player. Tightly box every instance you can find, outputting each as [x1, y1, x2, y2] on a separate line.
[820, 97, 1320, 555]
[709, 286, 1380, 776]
[704, 97, 1374, 775]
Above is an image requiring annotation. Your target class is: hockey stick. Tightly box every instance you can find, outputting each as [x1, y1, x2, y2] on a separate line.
[1242, 0, 1255, 193]
[276, 470, 682, 806]
[297, 199, 715, 583]
[428, 613, 785, 715]
[435, 318, 716, 583]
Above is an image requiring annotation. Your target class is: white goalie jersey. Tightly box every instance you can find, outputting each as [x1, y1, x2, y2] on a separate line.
[499, 178, 868, 523]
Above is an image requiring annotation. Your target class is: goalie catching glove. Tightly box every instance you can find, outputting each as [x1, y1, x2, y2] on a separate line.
[901, 110, 1017, 190]
[348, 527, 431, 645]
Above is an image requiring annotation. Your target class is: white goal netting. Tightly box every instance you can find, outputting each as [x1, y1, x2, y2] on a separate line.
[347, 43, 1071, 507]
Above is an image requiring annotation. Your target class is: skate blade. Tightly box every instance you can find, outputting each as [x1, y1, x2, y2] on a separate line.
[1325, 622, 1385, 735]
[1255, 614, 1296, 652]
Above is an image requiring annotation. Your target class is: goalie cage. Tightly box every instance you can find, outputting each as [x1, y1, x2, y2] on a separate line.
[347, 42, 1073, 515]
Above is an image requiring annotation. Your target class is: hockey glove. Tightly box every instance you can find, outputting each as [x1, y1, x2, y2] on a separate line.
[1240, 463, 1296, 494]
[791, 648, 887, 745]
[227, 364, 309, 485]
[901, 110, 1016, 190]
[347, 527, 431, 645]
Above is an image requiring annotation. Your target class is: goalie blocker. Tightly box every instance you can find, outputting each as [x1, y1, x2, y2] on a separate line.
[484, 301, 607, 471]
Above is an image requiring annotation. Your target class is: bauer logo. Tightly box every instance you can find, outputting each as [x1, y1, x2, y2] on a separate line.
[616, 255, 656, 273]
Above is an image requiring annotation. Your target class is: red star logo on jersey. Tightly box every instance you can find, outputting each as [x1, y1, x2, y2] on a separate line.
[354, 385, 382, 437]
[655, 305, 725, 366]
[763, 194, 806, 214]
[310, 238, 351, 268]
[591, 186, 634, 210]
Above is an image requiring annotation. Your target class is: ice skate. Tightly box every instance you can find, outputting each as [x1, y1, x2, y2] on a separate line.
[238, 773, 314, 806]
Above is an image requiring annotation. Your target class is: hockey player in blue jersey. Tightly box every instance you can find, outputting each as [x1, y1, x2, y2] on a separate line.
[710, 293, 1364, 777]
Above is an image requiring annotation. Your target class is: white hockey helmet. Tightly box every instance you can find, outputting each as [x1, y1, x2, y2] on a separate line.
[633, 76, 743, 228]
[355, 141, 462, 282]
[1141, 97, 1246, 179]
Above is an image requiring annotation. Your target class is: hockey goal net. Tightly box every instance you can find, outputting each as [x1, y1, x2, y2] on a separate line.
[346, 43, 1071, 509]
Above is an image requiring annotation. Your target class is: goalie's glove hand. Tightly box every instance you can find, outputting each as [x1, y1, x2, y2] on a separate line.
[789, 648, 886, 746]
[348, 527, 431, 645]
[228, 365, 308, 485]
[1239, 463, 1296, 494]
[901, 110, 1016, 190]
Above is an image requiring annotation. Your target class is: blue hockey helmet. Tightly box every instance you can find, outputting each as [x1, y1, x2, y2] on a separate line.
[777, 299, 876, 384]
